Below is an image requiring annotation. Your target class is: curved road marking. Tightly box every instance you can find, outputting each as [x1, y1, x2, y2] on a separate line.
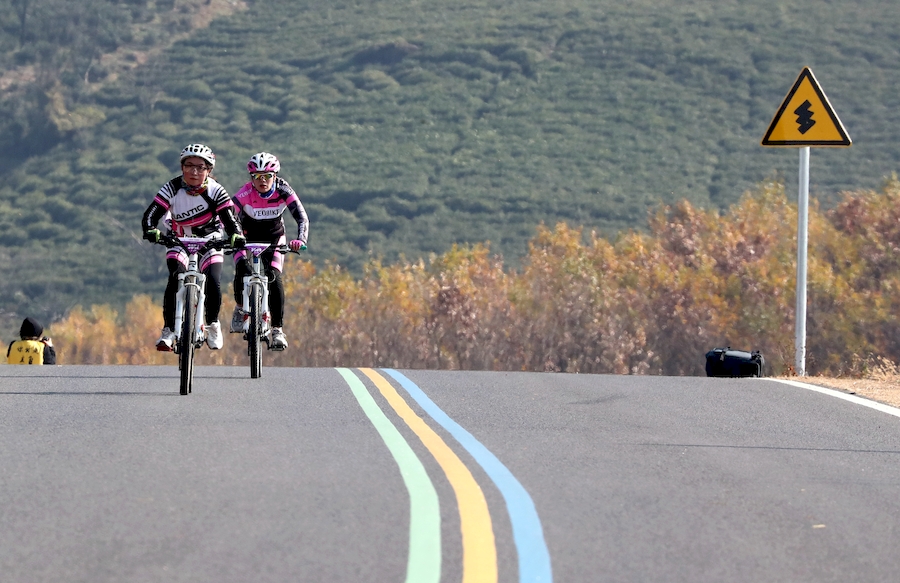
[360, 368, 498, 583]
[384, 369, 553, 583]
[336, 368, 441, 583]
[768, 378, 900, 418]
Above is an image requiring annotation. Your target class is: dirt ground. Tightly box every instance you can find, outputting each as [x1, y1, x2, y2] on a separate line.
[778, 377, 900, 409]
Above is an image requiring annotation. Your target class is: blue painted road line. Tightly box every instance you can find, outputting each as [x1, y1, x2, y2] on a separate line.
[383, 369, 553, 583]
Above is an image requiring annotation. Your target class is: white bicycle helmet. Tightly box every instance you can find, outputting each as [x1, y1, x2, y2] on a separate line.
[180, 143, 216, 169]
[247, 152, 280, 174]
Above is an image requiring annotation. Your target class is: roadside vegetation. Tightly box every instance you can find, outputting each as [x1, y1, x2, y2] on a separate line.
[40, 180, 900, 377]
[2, 0, 900, 333]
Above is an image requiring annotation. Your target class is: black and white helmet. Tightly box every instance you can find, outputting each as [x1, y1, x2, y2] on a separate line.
[180, 143, 216, 169]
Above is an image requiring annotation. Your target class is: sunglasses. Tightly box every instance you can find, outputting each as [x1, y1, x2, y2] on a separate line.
[182, 163, 210, 173]
[250, 172, 275, 181]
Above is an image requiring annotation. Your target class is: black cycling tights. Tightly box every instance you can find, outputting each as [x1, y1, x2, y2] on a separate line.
[233, 260, 285, 328]
[162, 259, 223, 330]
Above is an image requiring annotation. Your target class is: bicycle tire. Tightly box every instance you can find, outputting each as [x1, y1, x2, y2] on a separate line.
[249, 281, 262, 378]
[180, 283, 198, 395]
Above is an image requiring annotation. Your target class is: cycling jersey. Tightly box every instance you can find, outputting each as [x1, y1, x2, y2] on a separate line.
[142, 176, 242, 272]
[232, 177, 309, 244]
[142, 176, 241, 238]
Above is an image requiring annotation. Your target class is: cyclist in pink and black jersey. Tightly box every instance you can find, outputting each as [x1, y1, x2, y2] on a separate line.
[141, 143, 246, 352]
[229, 152, 309, 350]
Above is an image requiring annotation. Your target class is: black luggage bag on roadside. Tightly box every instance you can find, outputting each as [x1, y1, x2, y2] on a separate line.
[705, 347, 765, 378]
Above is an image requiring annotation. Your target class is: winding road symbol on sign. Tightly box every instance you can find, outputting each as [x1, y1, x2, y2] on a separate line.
[794, 100, 815, 134]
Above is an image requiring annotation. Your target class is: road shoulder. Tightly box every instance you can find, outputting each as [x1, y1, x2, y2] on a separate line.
[778, 377, 900, 409]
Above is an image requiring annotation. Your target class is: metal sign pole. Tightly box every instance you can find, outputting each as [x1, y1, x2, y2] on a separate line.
[795, 146, 810, 376]
[762, 68, 850, 377]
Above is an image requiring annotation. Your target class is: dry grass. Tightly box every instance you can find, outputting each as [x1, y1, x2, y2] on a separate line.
[777, 358, 900, 409]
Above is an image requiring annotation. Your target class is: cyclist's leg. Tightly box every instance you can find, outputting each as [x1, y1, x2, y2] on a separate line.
[267, 266, 285, 327]
[163, 257, 187, 330]
[265, 239, 286, 328]
[266, 266, 287, 350]
[232, 250, 250, 307]
[202, 262, 224, 324]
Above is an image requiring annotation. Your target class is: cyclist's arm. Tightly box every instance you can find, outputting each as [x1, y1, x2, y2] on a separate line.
[218, 203, 243, 238]
[287, 198, 308, 244]
[142, 200, 169, 233]
[142, 179, 177, 232]
[208, 183, 243, 237]
[279, 181, 309, 244]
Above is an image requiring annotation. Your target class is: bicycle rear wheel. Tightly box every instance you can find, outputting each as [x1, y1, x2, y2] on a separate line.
[249, 281, 262, 378]
[180, 283, 198, 395]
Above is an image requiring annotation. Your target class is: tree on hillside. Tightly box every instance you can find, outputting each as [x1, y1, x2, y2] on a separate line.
[11, 0, 28, 46]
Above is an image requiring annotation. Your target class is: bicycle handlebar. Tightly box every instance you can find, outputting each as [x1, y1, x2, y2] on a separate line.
[156, 234, 232, 253]
[223, 244, 306, 256]
[155, 233, 307, 256]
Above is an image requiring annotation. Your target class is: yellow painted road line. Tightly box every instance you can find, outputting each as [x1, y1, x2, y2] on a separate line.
[384, 369, 553, 582]
[360, 368, 498, 583]
[337, 368, 441, 583]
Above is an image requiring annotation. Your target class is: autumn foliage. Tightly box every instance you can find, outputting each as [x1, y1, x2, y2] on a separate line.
[42, 179, 900, 376]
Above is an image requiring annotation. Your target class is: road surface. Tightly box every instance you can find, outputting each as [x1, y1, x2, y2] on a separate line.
[2, 365, 899, 582]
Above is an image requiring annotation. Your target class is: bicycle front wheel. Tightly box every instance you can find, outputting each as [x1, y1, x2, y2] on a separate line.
[180, 283, 198, 395]
[249, 281, 262, 378]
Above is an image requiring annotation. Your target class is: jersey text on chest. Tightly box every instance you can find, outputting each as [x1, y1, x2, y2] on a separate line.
[245, 206, 284, 219]
[174, 203, 208, 221]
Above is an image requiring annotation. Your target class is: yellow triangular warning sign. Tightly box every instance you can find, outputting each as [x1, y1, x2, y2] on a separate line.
[761, 67, 851, 147]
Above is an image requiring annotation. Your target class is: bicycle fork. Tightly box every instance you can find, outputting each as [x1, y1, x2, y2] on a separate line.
[174, 266, 207, 349]
[241, 258, 270, 335]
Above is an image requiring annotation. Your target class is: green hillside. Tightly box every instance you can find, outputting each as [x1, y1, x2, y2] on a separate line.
[1, 0, 899, 328]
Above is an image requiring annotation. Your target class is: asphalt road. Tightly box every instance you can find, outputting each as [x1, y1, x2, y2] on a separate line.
[2, 366, 900, 583]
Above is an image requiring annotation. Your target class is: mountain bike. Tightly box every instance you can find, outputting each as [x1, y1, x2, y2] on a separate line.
[158, 233, 230, 395]
[232, 243, 300, 379]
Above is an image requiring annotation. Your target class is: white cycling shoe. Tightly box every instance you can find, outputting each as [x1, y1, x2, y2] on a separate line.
[156, 327, 175, 352]
[270, 327, 288, 351]
[205, 321, 223, 350]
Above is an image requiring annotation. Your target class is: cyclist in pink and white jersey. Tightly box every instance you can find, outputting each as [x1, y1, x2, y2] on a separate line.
[141, 143, 246, 351]
[229, 152, 309, 350]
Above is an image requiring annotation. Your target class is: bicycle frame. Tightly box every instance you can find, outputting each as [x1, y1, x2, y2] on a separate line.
[240, 243, 272, 339]
[173, 237, 214, 351]
[159, 233, 228, 394]
[231, 242, 299, 379]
